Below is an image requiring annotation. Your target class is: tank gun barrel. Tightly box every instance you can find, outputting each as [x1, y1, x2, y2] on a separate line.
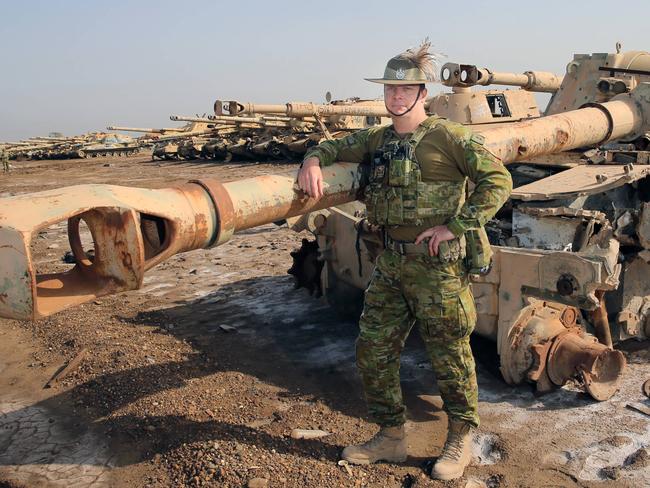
[28, 137, 82, 143]
[215, 100, 389, 117]
[441, 62, 563, 93]
[0, 164, 364, 320]
[210, 114, 292, 123]
[106, 126, 186, 134]
[478, 83, 650, 161]
[147, 129, 218, 143]
[170, 114, 300, 128]
[27, 136, 73, 141]
[214, 101, 288, 115]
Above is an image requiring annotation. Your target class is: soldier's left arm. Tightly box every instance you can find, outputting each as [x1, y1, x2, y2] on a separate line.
[445, 131, 513, 237]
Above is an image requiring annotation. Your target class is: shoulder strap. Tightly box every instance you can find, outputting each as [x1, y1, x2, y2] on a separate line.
[409, 116, 439, 148]
[367, 124, 391, 155]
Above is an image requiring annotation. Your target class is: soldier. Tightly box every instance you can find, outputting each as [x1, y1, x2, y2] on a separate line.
[297, 40, 512, 480]
[1, 148, 9, 173]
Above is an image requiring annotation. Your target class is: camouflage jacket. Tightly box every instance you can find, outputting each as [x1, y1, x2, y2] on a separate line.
[303, 116, 513, 240]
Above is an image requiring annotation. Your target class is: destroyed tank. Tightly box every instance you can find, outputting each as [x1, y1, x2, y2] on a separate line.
[107, 122, 216, 161]
[1, 47, 649, 403]
[71, 133, 142, 158]
[2, 135, 87, 160]
[286, 47, 650, 400]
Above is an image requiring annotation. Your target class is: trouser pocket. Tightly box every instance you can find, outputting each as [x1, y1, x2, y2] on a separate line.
[422, 285, 475, 340]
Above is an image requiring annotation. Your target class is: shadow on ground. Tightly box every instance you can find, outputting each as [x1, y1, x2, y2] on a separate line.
[0, 274, 599, 472]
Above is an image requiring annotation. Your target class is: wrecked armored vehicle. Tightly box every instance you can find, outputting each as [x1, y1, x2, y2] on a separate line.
[2, 133, 141, 160]
[176, 97, 392, 162]
[107, 121, 217, 161]
[110, 99, 390, 162]
[0, 48, 649, 403]
[287, 48, 650, 401]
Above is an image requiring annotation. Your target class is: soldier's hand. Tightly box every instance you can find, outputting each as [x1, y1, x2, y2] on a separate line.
[415, 225, 456, 257]
[297, 157, 324, 199]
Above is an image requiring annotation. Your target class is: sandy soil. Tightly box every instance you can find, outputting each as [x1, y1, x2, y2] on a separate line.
[0, 154, 648, 488]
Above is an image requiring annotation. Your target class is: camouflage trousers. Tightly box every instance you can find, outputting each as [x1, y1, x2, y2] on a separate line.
[356, 249, 479, 428]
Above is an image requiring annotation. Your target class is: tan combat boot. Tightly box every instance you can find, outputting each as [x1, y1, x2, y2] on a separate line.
[431, 420, 474, 480]
[341, 425, 407, 465]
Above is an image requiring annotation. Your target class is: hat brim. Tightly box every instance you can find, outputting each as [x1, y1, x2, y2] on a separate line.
[364, 78, 430, 85]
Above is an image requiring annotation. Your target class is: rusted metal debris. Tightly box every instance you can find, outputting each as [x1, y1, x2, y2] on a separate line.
[44, 347, 89, 388]
[589, 290, 614, 349]
[502, 301, 626, 401]
[511, 164, 650, 201]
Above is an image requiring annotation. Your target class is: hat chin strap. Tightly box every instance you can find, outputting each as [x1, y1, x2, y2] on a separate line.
[385, 85, 423, 118]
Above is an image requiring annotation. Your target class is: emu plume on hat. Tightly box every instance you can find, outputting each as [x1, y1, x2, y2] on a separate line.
[365, 38, 443, 85]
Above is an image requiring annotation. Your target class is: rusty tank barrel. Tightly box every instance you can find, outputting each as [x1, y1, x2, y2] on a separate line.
[215, 100, 389, 117]
[0, 163, 365, 320]
[478, 83, 650, 162]
[441, 62, 563, 93]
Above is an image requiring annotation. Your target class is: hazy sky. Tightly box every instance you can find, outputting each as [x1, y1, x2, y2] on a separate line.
[1, 0, 648, 140]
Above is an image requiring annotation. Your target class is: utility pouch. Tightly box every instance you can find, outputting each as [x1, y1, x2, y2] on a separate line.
[370, 155, 387, 182]
[437, 237, 464, 264]
[465, 227, 493, 275]
[388, 158, 412, 187]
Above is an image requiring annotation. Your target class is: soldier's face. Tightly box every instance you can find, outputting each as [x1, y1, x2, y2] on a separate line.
[384, 84, 426, 116]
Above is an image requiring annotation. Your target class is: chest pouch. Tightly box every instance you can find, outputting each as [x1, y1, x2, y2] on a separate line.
[385, 140, 414, 187]
[370, 153, 387, 183]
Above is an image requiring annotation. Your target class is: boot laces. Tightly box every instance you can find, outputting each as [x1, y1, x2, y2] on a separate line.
[365, 432, 387, 448]
[363, 429, 398, 449]
[440, 425, 470, 461]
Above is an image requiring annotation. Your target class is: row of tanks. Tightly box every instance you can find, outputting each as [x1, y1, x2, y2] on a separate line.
[110, 83, 546, 164]
[109, 97, 391, 163]
[0, 46, 649, 403]
[1, 132, 143, 160]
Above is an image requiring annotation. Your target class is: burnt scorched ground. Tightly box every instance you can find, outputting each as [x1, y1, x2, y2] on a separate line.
[0, 155, 649, 488]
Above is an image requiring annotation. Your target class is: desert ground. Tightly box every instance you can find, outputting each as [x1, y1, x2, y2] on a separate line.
[0, 154, 648, 488]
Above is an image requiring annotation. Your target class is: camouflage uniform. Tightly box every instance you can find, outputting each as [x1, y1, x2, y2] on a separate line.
[304, 116, 512, 428]
[1, 150, 8, 173]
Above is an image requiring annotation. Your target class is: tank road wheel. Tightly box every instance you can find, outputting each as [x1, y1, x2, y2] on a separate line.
[288, 238, 324, 297]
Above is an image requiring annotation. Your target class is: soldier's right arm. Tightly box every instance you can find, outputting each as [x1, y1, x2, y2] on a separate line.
[302, 128, 375, 167]
[298, 128, 378, 198]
